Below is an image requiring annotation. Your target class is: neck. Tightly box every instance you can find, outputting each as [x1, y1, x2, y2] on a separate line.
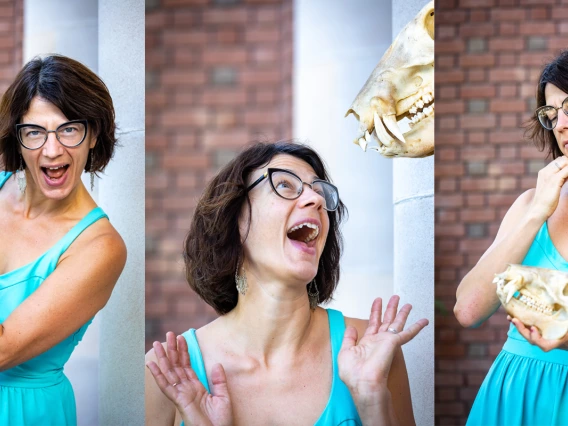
[17, 171, 89, 219]
[224, 272, 316, 361]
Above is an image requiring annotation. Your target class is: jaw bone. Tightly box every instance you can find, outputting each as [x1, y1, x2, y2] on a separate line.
[494, 264, 568, 340]
[345, 1, 434, 158]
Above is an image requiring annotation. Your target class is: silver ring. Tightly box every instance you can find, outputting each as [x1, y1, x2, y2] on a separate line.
[172, 382, 179, 387]
[554, 161, 562, 171]
[387, 327, 398, 334]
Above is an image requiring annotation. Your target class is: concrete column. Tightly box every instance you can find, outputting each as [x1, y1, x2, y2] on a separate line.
[294, 0, 394, 318]
[97, 0, 145, 424]
[392, 1, 434, 425]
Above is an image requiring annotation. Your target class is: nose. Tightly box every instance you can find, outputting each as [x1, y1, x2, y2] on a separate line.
[298, 183, 324, 210]
[42, 131, 64, 158]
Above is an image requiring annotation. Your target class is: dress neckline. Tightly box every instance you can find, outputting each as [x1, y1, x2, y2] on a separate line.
[543, 221, 568, 267]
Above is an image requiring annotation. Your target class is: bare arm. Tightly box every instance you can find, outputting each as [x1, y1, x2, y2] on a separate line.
[455, 156, 568, 328]
[146, 345, 177, 426]
[0, 223, 126, 370]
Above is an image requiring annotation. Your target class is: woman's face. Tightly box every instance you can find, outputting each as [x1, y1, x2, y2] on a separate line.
[240, 154, 331, 286]
[544, 83, 568, 157]
[19, 96, 96, 200]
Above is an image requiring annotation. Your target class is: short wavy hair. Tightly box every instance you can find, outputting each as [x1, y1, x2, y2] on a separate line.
[184, 142, 348, 315]
[525, 50, 568, 160]
[0, 55, 117, 172]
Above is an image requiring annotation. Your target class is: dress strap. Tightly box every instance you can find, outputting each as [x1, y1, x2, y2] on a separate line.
[182, 329, 210, 393]
[326, 308, 345, 361]
[43, 207, 109, 270]
[0, 171, 12, 189]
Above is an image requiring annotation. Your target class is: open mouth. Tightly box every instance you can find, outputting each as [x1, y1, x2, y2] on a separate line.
[287, 222, 320, 244]
[354, 87, 435, 151]
[41, 165, 70, 181]
[495, 276, 557, 316]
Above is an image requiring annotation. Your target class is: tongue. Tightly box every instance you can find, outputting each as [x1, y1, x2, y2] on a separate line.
[45, 167, 66, 179]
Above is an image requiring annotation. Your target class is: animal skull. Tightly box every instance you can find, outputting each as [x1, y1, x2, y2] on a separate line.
[345, 1, 434, 158]
[494, 264, 568, 340]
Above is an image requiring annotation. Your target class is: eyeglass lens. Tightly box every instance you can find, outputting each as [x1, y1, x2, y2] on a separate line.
[270, 170, 338, 211]
[537, 97, 568, 130]
[18, 122, 86, 149]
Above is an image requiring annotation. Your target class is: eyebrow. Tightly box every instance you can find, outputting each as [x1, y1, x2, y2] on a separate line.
[281, 167, 320, 181]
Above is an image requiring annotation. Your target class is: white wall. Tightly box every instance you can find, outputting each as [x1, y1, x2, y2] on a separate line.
[294, 0, 394, 318]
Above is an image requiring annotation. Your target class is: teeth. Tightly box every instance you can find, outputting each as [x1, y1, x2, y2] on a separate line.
[374, 111, 394, 147]
[288, 222, 320, 243]
[382, 114, 406, 144]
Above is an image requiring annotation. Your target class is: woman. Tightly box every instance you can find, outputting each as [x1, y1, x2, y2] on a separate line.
[0, 55, 126, 425]
[146, 142, 428, 425]
[454, 51, 568, 425]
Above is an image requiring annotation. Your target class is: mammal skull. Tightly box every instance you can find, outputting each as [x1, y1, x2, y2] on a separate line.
[345, 1, 434, 158]
[494, 264, 568, 340]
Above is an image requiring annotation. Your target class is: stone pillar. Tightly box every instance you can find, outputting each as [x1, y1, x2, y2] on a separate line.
[392, 1, 434, 425]
[97, 0, 145, 424]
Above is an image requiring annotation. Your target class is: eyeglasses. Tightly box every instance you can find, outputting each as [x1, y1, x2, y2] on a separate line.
[16, 120, 88, 150]
[535, 96, 568, 130]
[247, 168, 340, 211]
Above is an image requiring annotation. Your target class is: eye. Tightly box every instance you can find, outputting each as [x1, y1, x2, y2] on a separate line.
[60, 125, 79, 133]
[25, 129, 41, 137]
[275, 179, 294, 189]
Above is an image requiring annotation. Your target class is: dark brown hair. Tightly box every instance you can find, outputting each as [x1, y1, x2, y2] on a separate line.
[0, 55, 117, 172]
[184, 141, 348, 315]
[525, 50, 568, 159]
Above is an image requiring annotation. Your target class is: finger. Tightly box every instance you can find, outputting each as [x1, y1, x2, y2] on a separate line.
[167, 331, 181, 368]
[397, 318, 429, 345]
[153, 341, 182, 386]
[511, 318, 532, 342]
[379, 295, 400, 331]
[209, 363, 230, 399]
[177, 335, 191, 369]
[340, 326, 358, 352]
[528, 326, 555, 352]
[146, 361, 178, 400]
[389, 303, 412, 333]
[364, 298, 383, 336]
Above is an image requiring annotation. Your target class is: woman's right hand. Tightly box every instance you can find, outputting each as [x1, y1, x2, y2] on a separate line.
[529, 156, 568, 222]
[146, 332, 233, 426]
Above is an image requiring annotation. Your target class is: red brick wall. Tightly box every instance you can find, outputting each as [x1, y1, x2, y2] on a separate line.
[0, 0, 22, 94]
[145, 0, 293, 349]
[435, 1, 565, 423]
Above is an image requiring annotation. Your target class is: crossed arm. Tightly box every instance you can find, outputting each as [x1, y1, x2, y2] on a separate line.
[0, 222, 126, 371]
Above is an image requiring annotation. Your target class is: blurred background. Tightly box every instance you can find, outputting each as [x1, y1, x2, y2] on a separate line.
[146, 0, 433, 423]
[0, 1, 144, 424]
[435, 0, 566, 424]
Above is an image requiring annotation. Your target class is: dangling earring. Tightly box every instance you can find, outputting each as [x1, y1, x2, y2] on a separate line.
[308, 279, 319, 310]
[235, 258, 248, 296]
[16, 155, 26, 195]
[89, 149, 95, 191]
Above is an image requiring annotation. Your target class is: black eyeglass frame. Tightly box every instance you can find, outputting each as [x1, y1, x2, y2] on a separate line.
[535, 96, 568, 130]
[16, 119, 89, 150]
[246, 167, 340, 211]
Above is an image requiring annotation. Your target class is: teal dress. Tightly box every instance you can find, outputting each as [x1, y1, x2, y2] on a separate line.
[0, 171, 108, 426]
[467, 223, 568, 425]
[181, 309, 362, 425]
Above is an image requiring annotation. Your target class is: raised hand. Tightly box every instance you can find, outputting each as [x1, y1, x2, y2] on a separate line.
[508, 316, 568, 352]
[146, 332, 233, 426]
[529, 156, 568, 222]
[338, 296, 428, 401]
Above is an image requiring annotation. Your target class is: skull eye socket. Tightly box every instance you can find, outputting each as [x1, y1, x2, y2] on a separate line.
[425, 8, 434, 40]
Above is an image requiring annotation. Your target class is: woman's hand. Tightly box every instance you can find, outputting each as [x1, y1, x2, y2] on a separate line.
[529, 156, 568, 222]
[338, 296, 428, 424]
[508, 316, 568, 352]
[146, 332, 233, 426]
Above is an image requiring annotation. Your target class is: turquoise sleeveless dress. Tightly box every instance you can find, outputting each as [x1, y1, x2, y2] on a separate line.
[467, 222, 568, 425]
[181, 309, 362, 425]
[0, 171, 108, 426]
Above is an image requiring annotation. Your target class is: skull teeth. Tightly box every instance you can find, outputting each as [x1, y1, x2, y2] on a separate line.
[408, 90, 435, 127]
[517, 292, 555, 315]
[288, 222, 320, 243]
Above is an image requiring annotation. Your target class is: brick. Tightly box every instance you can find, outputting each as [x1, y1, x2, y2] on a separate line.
[202, 8, 248, 24]
[467, 38, 486, 53]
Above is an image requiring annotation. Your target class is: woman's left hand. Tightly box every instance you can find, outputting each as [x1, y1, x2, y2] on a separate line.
[338, 296, 428, 423]
[509, 316, 568, 351]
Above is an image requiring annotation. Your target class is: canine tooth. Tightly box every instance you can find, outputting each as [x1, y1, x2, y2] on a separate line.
[358, 137, 368, 151]
[374, 111, 394, 147]
[383, 114, 406, 144]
